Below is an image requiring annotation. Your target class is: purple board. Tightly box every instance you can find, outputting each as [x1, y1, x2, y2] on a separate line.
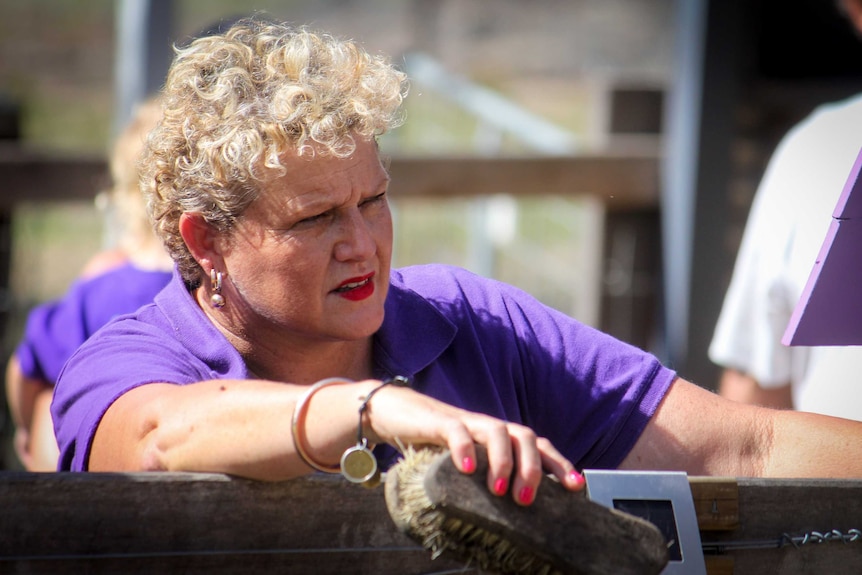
[783, 146, 862, 345]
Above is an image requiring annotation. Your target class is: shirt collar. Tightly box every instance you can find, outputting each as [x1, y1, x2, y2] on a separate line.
[373, 274, 457, 379]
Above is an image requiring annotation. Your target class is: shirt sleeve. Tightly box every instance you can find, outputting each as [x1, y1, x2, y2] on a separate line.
[499, 284, 677, 468]
[401, 266, 678, 470]
[16, 281, 95, 385]
[52, 319, 215, 472]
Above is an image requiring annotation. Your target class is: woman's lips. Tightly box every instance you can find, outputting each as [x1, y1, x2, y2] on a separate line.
[334, 273, 375, 301]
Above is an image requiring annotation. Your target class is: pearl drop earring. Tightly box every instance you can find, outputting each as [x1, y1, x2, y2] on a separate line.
[210, 269, 226, 308]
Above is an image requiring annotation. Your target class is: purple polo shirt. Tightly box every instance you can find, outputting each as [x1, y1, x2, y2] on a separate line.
[53, 264, 675, 472]
[16, 263, 173, 385]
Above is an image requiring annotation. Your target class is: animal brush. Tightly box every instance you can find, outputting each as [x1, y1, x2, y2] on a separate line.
[384, 446, 669, 575]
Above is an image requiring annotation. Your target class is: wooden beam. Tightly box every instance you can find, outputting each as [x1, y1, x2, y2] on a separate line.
[387, 153, 660, 211]
[0, 147, 660, 211]
[690, 477, 739, 531]
[0, 471, 462, 574]
[0, 145, 108, 207]
[1, 473, 860, 574]
[699, 478, 862, 575]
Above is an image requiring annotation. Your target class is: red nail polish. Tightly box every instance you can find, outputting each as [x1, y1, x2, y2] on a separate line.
[462, 457, 476, 473]
[493, 477, 508, 496]
[568, 469, 585, 487]
[518, 486, 534, 504]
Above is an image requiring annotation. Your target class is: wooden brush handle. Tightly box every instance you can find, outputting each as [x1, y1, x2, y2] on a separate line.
[386, 446, 669, 575]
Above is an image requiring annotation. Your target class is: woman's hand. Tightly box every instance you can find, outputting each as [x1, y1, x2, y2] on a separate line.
[361, 382, 585, 504]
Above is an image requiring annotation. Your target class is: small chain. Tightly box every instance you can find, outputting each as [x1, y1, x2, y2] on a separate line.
[782, 528, 861, 548]
[703, 528, 861, 553]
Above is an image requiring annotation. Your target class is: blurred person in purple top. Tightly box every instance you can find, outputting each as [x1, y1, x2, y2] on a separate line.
[53, 18, 862, 501]
[5, 97, 173, 471]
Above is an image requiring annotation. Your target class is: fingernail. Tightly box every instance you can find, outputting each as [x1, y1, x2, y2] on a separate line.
[462, 457, 476, 473]
[493, 477, 508, 496]
[568, 469, 585, 487]
[518, 486, 534, 505]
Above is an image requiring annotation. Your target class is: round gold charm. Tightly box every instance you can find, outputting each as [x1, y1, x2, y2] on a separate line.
[360, 468, 381, 489]
[341, 443, 378, 484]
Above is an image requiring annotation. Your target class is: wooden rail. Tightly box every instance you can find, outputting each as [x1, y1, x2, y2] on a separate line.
[691, 477, 862, 575]
[0, 146, 660, 209]
[0, 145, 109, 207]
[1, 472, 860, 574]
[387, 152, 660, 210]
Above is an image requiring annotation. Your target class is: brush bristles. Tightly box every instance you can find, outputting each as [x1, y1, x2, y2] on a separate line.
[387, 446, 563, 575]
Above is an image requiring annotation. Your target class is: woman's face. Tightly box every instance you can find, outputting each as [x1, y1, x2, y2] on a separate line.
[217, 138, 393, 346]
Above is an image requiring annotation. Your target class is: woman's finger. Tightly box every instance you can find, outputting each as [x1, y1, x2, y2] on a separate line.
[537, 436, 586, 492]
[508, 425, 543, 505]
[477, 418, 514, 497]
[442, 419, 479, 474]
[365, 385, 582, 497]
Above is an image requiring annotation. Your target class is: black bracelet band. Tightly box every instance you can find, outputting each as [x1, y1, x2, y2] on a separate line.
[356, 375, 411, 443]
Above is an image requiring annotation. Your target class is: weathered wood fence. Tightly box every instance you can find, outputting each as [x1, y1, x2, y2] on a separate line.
[1, 472, 860, 574]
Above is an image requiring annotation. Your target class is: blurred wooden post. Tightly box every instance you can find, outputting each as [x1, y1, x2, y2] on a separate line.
[602, 86, 665, 350]
[0, 96, 20, 339]
[0, 97, 21, 471]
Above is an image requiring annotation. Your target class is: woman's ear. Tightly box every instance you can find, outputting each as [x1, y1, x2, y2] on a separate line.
[179, 212, 219, 264]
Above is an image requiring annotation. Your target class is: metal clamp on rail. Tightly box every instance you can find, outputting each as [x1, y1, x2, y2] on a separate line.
[585, 469, 707, 575]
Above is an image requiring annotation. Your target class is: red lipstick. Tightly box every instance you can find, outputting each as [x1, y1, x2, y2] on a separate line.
[334, 273, 375, 301]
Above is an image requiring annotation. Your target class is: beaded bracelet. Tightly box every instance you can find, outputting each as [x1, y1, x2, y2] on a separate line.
[290, 377, 353, 474]
[340, 375, 411, 487]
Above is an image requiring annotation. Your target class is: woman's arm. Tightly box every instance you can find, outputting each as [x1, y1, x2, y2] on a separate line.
[91, 379, 325, 479]
[90, 379, 585, 501]
[621, 377, 862, 477]
[5, 355, 59, 470]
[28, 388, 60, 471]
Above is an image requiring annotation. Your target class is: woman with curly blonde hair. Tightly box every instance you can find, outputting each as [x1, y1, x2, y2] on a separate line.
[145, 21, 406, 287]
[53, 17, 862, 498]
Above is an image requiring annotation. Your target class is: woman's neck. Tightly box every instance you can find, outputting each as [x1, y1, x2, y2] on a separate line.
[194, 288, 375, 384]
[243, 337, 375, 384]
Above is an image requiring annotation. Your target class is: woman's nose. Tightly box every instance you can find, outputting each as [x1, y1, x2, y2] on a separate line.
[334, 209, 376, 261]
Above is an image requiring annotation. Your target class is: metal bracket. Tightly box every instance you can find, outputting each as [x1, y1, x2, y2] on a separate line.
[585, 469, 707, 575]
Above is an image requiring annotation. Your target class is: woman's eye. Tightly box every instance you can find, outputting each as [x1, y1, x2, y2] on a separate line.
[361, 192, 387, 207]
[295, 211, 331, 227]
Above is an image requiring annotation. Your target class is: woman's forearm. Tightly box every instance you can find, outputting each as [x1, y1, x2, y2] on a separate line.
[90, 379, 378, 481]
[622, 378, 862, 478]
[763, 409, 862, 478]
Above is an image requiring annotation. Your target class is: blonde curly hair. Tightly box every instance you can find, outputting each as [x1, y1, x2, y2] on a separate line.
[141, 17, 408, 285]
[109, 96, 170, 269]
